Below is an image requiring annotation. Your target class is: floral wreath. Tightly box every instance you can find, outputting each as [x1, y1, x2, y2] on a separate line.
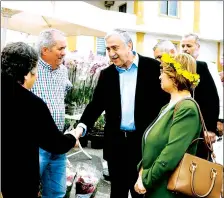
[161, 53, 200, 86]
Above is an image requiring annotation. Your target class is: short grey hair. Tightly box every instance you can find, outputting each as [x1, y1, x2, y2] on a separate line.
[36, 28, 65, 56]
[182, 33, 200, 46]
[104, 29, 133, 47]
[153, 40, 177, 53]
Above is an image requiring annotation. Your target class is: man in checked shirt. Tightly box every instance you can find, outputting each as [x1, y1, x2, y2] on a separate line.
[31, 29, 76, 198]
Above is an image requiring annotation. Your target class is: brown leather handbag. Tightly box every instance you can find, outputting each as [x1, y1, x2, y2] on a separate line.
[167, 98, 223, 198]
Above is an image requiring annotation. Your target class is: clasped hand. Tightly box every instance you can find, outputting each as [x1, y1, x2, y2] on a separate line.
[134, 176, 146, 195]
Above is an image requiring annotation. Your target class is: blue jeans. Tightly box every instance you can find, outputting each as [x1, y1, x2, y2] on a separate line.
[39, 148, 67, 198]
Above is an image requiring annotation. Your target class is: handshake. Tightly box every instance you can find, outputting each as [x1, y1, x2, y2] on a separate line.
[64, 126, 84, 143]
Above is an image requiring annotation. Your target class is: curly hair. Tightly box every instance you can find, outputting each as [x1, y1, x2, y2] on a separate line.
[1, 42, 38, 84]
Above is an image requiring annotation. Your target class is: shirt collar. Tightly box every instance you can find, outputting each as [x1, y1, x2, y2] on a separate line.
[116, 51, 139, 73]
[39, 58, 61, 71]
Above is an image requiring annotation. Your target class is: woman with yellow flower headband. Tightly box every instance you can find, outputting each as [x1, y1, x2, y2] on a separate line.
[134, 53, 202, 198]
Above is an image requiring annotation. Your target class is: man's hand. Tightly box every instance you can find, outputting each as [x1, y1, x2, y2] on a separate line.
[74, 126, 84, 139]
[204, 131, 216, 144]
[74, 139, 80, 148]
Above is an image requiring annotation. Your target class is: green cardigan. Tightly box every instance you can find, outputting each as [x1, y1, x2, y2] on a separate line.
[138, 100, 202, 198]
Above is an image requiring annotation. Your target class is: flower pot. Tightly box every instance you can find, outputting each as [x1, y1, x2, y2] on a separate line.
[65, 105, 75, 115]
[88, 131, 104, 149]
[79, 135, 88, 148]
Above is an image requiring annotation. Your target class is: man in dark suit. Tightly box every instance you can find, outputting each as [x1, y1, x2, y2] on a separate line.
[75, 29, 169, 198]
[153, 39, 220, 159]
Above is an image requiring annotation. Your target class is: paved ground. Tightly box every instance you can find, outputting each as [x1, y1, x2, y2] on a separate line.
[66, 141, 133, 198]
[66, 141, 111, 198]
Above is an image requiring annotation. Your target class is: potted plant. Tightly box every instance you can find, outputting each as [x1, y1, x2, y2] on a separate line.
[65, 87, 77, 115]
[88, 114, 105, 149]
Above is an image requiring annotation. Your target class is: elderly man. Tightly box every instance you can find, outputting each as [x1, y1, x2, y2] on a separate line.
[31, 29, 74, 198]
[75, 29, 169, 198]
[153, 39, 220, 159]
[181, 33, 223, 121]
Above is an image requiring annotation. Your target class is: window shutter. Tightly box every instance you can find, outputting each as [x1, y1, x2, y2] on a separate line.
[97, 37, 106, 56]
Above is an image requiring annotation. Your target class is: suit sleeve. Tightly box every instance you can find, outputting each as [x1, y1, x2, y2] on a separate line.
[141, 102, 201, 189]
[195, 62, 219, 133]
[79, 70, 106, 130]
[37, 100, 76, 154]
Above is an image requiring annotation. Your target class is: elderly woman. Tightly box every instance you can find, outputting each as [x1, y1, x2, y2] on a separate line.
[1, 42, 82, 198]
[134, 53, 202, 198]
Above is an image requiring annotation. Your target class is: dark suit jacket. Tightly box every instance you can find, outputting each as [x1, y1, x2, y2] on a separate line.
[79, 55, 219, 161]
[195, 61, 219, 133]
[2, 75, 76, 198]
[194, 61, 220, 159]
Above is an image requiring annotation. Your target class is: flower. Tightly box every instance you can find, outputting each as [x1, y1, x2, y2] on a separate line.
[64, 50, 109, 109]
[161, 53, 200, 86]
[75, 170, 98, 195]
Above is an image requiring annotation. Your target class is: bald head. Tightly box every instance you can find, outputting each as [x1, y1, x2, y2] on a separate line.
[153, 40, 177, 62]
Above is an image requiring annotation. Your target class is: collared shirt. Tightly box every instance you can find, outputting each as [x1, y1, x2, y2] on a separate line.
[78, 51, 139, 133]
[116, 51, 139, 130]
[31, 58, 72, 131]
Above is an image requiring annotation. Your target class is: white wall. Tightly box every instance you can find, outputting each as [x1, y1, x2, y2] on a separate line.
[198, 41, 218, 63]
[143, 1, 194, 35]
[200, 1, 223, 40]
[143, 34, 181, 58]
[1, 28, 37, 47]
[128, 31, 137, 51]
[76, 36, 95, 53]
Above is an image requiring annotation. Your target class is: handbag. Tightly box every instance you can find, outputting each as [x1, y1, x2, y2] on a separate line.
[167, 98, 223, 198]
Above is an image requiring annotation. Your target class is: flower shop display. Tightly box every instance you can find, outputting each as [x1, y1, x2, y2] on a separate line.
[65, 159, 76, 198]
[64, 50, 109, 116]
[74, 163, 101, 198]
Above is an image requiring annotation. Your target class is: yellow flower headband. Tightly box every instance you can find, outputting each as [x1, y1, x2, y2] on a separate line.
[161, 53, 200, 86]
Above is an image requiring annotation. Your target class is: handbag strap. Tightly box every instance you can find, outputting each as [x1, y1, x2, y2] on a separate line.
[173, 98, 215, 157]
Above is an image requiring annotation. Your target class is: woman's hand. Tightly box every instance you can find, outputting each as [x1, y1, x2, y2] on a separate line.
[134, 175, 146, 194]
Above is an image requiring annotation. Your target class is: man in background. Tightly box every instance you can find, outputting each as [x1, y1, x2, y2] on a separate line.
[31, 28, 72, 198]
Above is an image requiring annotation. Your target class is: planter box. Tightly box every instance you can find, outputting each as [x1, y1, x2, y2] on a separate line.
[88, 131, 104, 149]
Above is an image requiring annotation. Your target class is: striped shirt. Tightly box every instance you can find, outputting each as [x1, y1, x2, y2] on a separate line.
[31, 58, 72, 131]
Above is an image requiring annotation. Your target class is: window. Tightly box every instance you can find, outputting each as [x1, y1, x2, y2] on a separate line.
[96, 37, 106, 56]
[160, 1, 178, 17]
[119, 3, 127, 13]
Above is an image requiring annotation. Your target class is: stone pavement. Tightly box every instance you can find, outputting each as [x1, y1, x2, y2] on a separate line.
[66, 141, 132, 198]
[66, 141, 110, 198]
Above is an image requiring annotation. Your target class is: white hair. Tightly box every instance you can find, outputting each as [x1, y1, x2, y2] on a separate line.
[153, 40, 177, 53]
[182, 33, 200, 46]
[36, 28, 65, 56]
[104, 29, 133, 47]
